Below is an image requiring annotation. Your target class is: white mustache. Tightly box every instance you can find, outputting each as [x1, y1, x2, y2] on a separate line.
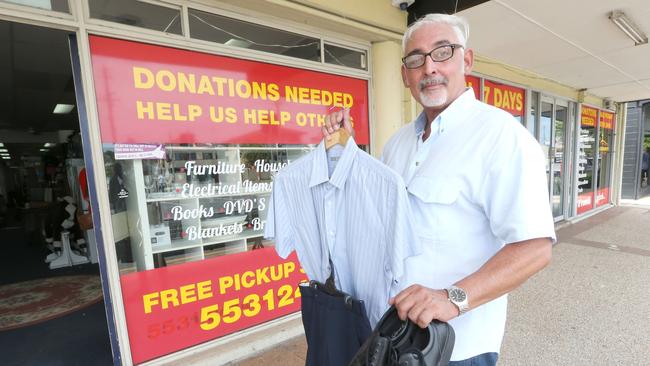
[419, 77, 447, 90]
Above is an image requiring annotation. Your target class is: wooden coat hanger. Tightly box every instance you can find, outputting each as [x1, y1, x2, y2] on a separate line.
[325, 127, 350, 150]
[325, 107, 351, 150]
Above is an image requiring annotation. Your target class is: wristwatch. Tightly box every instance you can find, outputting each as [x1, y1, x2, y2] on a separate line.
[446, 286, 469, 315]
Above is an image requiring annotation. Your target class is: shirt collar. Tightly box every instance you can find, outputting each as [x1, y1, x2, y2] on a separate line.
[414, 111, 428, 136]
[413, 88, 477, 136]
[309, 136, 358, 189]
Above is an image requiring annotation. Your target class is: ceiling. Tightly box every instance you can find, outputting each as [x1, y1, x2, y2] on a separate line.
[0, 20, 77, 132]
[0, 20, 77, 161]
[457, 0, 650, 102]
[408, 0, 490, 25]
[1, 0, 650, 150]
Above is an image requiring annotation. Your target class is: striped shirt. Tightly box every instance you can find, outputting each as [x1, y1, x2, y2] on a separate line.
[265, 137, 420, 325]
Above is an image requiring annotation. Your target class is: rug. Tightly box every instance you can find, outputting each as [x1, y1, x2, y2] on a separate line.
[0, 275, 103, 331]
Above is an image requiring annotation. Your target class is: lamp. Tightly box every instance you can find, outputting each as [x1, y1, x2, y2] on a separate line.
[53, 104, 75, 114]
[609, 10, 648, 46]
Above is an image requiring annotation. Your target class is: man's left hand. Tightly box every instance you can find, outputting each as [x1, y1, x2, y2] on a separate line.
[389, 285, 459, 328]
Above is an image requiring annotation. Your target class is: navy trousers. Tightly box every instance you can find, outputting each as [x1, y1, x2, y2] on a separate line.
[300, 282, 372, 366]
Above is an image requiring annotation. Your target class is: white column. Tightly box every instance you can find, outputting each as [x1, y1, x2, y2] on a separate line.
[371, 40, 407, 157]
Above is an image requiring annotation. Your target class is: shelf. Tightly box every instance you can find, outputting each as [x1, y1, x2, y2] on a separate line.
[145, 188, 272, 202]
[113, 143, 305, 272]
[162, 145, 315, 152]
[151, 238, 203, 254]
[200, 229, 265, 247]
[156, 247, 203, 268]
[150, 230, 265, 254]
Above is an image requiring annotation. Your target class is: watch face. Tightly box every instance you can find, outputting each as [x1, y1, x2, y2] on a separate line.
[449, 288, 466, 302]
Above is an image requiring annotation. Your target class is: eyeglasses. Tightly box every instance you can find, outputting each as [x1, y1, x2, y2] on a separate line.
[402, 44, 464, 69]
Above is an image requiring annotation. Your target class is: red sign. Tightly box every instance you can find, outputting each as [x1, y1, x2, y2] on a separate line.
[89, 36, 369, 145]
[465, 75, 480, 100]
[483, 80, 525, 117]
[576, 192, 594, 214]
[120, 248, 307, 364]
[600, 111, 615, 130]
[581, 106, 597, 127]
[596, 187, 609, 207]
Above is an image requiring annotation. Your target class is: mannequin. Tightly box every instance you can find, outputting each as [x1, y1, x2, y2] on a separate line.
[109, 163, 128, 213]
[45, 196, 89, 268]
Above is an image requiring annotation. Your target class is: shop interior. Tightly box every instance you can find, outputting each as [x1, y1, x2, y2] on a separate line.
[0, 20, 111, 366]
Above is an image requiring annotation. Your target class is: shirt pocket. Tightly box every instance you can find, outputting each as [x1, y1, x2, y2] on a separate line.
[407, 176, 460, 244]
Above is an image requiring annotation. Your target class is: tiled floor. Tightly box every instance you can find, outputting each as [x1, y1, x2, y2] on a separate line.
[234, 335, 306, 365]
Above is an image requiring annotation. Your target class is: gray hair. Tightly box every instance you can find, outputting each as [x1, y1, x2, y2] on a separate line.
[402, 13, 470, 53]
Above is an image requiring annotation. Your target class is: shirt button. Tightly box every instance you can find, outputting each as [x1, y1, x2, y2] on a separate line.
[329, 230, 335, 236]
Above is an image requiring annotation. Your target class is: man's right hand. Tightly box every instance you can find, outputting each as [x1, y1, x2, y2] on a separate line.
[322, 107, 354, 140]
[389, 284, 460, 328]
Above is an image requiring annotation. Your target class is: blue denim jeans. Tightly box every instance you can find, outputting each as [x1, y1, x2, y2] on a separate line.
[449, 352, 499, 366]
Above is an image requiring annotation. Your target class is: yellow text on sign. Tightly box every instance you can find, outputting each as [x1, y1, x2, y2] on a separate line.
[136, 101, 203, 122]
[200, 285, 302, 331]
[142, 280, 214, 314]
[218, 262, 296, 295]
[483, 86, 523, 112]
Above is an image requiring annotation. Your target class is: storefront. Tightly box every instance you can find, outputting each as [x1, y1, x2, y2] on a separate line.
[1, 1, 621, 365]
[93, 34, 372, 364]
[576, 106, 616, 215]
[462, 73, 619, 220]
[0, 1, 394, 364]
[622, 101, 650, 200]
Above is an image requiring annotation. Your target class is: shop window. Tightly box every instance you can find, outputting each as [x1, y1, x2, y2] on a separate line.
[577, 106, 597, 214]
[89, 35, 370, 363]
[552, 104, 567, 217]
[528, 91, 538, 138]
[324, 43, 367, 70]
[483, 79, 525, 122]
[1, 0, 69, 12]
[540, 101, 552, 195]
[540, 101, 552, 146]
[88, 0, 182, 35]
[596, 111, 615, 207]
[465, 75, 480, 100]
[188, 8, 321, 62]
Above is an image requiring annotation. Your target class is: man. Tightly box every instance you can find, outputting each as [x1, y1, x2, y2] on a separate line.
[323, 14, 555, 365]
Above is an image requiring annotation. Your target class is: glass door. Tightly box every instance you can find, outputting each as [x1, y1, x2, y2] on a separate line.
[540, 99, 553, 199]
[552, 102, 568, 219]
[541, 96, 569, 220]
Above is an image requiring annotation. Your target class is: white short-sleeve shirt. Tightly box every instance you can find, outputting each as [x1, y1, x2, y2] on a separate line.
[382, 89, 556, 361]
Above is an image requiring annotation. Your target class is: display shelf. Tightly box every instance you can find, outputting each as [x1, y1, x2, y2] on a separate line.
[154, 247, 203, 268]
[203, 239, 247, 259]
[165, 145, 313, 152]
[200, 230, 266, 247]
[145, 188, 272, 202]
[151, 238, 204, 254]
[117, 144, 311, 271]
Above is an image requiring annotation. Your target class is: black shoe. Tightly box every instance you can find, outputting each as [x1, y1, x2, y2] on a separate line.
[349, 306, 455, 366]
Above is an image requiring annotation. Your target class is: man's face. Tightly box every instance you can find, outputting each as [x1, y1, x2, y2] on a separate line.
[401, 22, 473, 111]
